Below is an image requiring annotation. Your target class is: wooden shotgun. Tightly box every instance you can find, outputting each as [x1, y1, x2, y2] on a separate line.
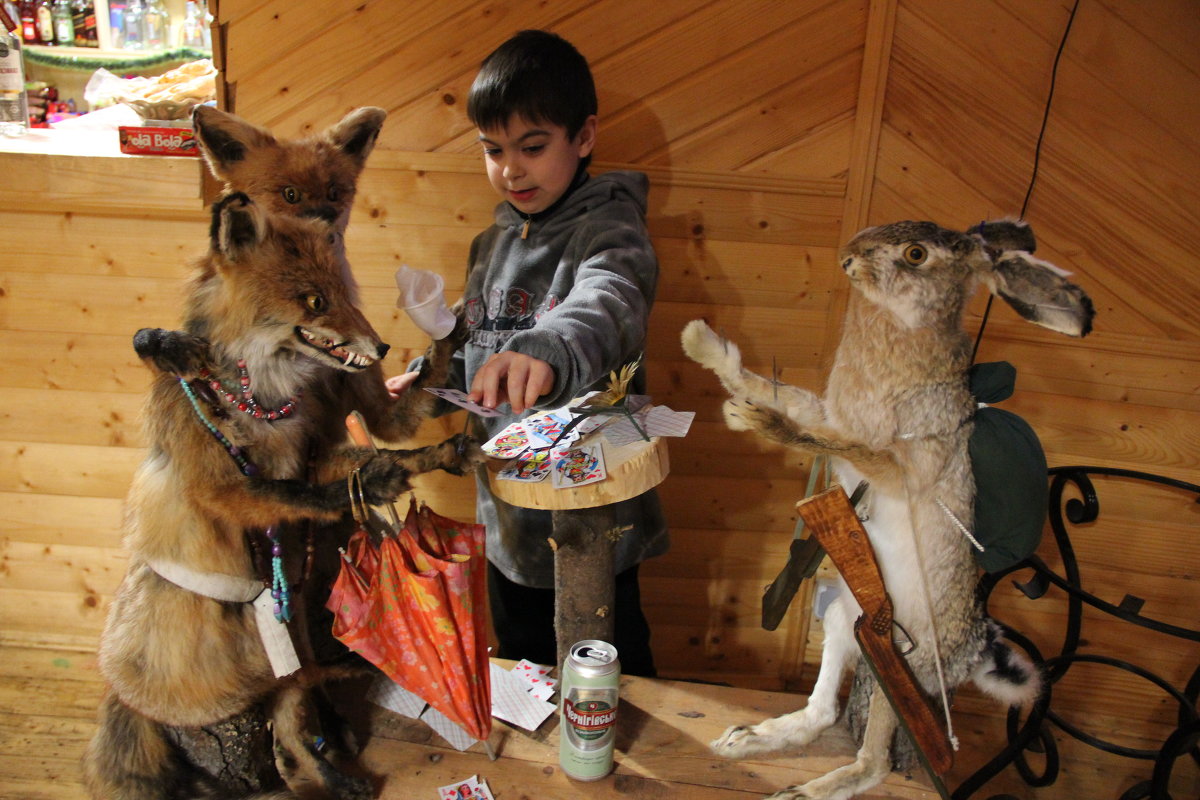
[796, 486, 955, 777]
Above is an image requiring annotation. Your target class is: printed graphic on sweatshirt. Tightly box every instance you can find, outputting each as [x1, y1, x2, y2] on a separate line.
[465, 286, 560, 351]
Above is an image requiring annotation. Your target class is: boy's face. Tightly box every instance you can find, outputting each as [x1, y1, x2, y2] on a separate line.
[478, 114, 597, 215]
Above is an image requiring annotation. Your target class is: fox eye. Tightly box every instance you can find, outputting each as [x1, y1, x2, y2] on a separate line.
[327, 185, 341, 202]
[282, 186, 301, 204]
[902, 244, 928, 266]
[304, 293, 326, 313]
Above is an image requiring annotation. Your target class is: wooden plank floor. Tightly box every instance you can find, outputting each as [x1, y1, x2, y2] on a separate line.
[0, 642, 1195, 799]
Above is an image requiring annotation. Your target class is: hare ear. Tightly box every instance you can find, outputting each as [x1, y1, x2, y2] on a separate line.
[973, 218, 1037, 254]
[983, 251, 1095, 337]
[210, 192, 266, 261]
[325, 106, 387, 167]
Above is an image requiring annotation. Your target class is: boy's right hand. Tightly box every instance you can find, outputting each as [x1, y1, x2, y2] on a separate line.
[385, 371, 421, 399]
[469, 351, 555, 415]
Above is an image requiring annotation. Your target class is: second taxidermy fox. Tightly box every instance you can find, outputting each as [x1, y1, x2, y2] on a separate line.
[83, 193, 482, 800]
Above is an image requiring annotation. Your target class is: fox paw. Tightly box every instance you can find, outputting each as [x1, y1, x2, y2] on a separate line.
[440, 434, 485, 475]
[355, 452, 416, 505]
[721, 397, 784, 433]
[133, 327, 211, 377]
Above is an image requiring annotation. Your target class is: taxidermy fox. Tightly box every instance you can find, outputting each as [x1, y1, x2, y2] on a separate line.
[683, 219, 1094, 800]
[82, 193, 482, 800]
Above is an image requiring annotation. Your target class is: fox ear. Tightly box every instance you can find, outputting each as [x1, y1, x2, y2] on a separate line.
[981, 250, 1095, 337]
[210, 192, 266, 261]
[325, 106, 387, 167]
[192, 105, 277, 182]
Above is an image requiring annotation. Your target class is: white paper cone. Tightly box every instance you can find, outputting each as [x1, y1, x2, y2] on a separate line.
[395, 265, 456, 339]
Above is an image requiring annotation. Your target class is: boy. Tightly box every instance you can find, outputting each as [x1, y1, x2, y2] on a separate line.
[390, 29, 666, 676]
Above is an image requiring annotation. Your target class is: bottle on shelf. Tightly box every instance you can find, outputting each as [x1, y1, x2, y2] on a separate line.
[179, 0, 204, 48]
[71, 0, 95, 47]
[50, 0, 70, 46]
[18, 0, 35, 43]
[108, 0, 124, 48]
[0, 3, 30, 136]
[121, 0, 143, 50]
[141, 0, 165, 50]
[34, 0, 52, 45]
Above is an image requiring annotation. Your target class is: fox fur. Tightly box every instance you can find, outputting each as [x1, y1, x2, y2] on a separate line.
[83, 193, 482, 800]
[683, 219, 1094, 800]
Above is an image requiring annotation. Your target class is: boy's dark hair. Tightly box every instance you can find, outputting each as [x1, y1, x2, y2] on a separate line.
[467, 29, 597, 142]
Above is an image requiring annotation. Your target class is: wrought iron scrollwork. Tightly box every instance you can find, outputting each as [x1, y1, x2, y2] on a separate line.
[954, 467, 1200, 800]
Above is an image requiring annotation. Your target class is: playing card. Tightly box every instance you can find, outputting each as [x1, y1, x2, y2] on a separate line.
[423, 387, 505, 418]
[551, 444, 607, 489]
[523, 410, 572, 447]
[496, 449, 551, 482]
[482, 422, 532, 459]
[437, 775, 493, 800]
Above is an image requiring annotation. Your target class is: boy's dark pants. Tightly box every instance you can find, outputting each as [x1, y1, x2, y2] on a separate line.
[486, 562, 657, 677]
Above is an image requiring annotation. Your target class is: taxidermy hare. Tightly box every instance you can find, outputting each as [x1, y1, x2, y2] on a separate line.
[681, 219, 1094, 800]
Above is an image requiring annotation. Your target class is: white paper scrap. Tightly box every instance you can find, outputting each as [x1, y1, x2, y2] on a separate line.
[489, 661, 556, 731]
[420, 704, 479, 752]
[366, 675, 427, 719]
[602, 404, 695, 446]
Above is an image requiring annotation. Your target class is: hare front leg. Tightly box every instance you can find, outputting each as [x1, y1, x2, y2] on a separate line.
[681, 320, 825, 423]
[768, 685, 898, 800]
[722, 399, 897, 480]
[711, 593, 860, 758]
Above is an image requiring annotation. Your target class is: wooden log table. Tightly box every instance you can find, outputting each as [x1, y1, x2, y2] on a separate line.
[351, 659, 939, 799]
[486, 427, 670, 670]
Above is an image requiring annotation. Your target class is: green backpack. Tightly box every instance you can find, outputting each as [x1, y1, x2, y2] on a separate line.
[967, 361, 1047, 573]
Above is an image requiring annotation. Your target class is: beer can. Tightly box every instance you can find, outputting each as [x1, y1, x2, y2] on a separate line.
[559, 639, 620, 781]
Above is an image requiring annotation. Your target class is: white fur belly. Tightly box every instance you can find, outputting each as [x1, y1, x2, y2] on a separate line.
[831, 458, 931, 636]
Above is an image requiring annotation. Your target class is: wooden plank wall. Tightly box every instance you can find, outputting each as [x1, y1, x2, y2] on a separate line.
[1, 0, 1197, 774]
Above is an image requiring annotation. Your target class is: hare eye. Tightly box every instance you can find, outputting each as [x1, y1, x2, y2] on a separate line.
[327, 185, 341, 202]
[902, 244, 928, 266]
[282, 186, 301, 204]
[304, 293, 326, 313]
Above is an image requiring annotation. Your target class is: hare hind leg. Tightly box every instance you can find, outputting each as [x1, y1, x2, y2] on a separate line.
[711, 593, 860, 758]
[767, 685, 897, 800]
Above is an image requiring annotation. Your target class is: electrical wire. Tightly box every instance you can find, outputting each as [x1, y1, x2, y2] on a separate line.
[971, 0, 1082, 364]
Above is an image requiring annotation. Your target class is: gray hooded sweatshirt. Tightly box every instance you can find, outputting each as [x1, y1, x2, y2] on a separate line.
[437, 169, 668, 588]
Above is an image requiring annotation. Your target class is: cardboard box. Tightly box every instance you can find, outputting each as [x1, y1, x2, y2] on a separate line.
[118, 124, 199, 157]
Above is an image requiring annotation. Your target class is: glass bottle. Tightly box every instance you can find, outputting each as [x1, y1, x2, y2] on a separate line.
[121, 0, 142, 50]
[141, 0, 165, 50]
[0, 7, 30, 136]
[18, 0, 36, 43]
[107, 0, 124, 48]
[50, 0, 70, 45]
[34, 0, 51, 44]
[179, 0, 203, 48]
[71, 0, 94, 47]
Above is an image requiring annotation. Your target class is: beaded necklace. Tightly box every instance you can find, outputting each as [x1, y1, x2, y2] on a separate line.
[177, 376, 292, 622]
[199, 359, 300, 421]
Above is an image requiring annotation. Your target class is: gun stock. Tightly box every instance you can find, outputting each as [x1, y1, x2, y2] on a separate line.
[796, 486, 954, 776]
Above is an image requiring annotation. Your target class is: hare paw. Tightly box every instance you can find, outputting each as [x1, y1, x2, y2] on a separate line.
[710, 723, 786, 759]
[681, 319, 741, 376]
